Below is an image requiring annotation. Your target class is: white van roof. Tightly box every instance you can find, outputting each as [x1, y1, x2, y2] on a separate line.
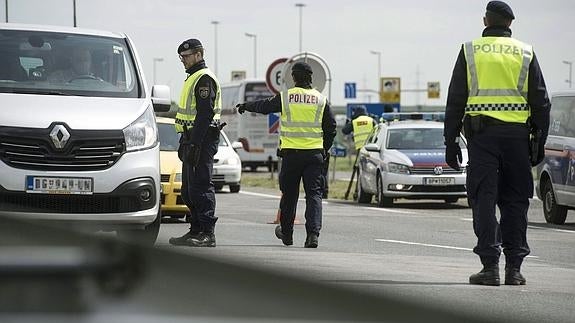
[0, 23, 126, 39]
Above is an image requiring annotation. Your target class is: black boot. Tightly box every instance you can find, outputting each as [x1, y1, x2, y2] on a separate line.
[274, 225, 293, 246]
[186, 232, 216, 247]
[169, 230, 201, 246]
[304, 233, 319, 248]
[505, 267, 526, 285]
[469, 264, 500, 286]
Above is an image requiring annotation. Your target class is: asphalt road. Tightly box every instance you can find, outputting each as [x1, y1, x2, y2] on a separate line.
[157, 187, 575, 323]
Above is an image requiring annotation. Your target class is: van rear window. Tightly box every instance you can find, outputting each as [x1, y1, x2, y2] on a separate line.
[0, 30, 141, 98]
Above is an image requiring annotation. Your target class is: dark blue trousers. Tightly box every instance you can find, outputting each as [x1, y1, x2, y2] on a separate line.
[181, 135, 219, 233]
[466, 125, 532, 268]
[279, 150, 324, 236]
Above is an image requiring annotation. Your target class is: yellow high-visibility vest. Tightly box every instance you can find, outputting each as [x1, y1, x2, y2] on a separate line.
[175, 68, 221, 133]
[279, 87, 326, 149]
[352, 115, 374, 149]
[463, 37, 533, 123]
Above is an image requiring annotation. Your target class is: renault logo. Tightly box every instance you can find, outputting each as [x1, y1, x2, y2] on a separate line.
[433, 166, 444, 175]
[49, 124, 70, 149]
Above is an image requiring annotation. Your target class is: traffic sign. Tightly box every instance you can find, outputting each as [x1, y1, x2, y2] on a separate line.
[427, 81, 440, 99]
[380, 77, 401, 103]
[265, 58, 288, 94]
[344, 82, 356, 99]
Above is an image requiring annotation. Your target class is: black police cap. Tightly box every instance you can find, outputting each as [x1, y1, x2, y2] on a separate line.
[291, 62, 313, 75]
[178, 39, 203, 54]
[486, 1, 515, 20]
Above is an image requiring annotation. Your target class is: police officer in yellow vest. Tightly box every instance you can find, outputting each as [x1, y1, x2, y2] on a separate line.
[169, 39, 222, 247]
[444, 1, 551, 286]
[236, 62, 337, 248]
[341, 106, 376, 151]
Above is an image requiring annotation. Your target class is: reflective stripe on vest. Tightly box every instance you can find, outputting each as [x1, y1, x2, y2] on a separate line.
[279, 87, 326, 149]
[352, 115, 374, 149]
[175, 68, 222, 133]
[463, 37, 533, 123]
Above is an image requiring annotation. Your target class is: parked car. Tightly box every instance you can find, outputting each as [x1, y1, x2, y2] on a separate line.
[357, 115, 468, 207]
[536, 90, 575, 224]
[0, 23, 171, 245]
[157, 117, 242, 218]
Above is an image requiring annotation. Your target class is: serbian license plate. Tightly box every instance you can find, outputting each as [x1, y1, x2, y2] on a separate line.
[424, 177, 455, 185]
[26, 176, 94, 195]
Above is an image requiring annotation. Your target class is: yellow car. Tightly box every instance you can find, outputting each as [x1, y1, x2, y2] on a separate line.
[157, 117, 187, 218]
[157, 117, 243, 219]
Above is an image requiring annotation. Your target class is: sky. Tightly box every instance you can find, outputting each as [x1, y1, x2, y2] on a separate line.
[3, 0, 575, 107]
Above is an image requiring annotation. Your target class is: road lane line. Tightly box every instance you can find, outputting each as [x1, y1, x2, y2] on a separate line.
[239, 190, 329, 204]
[375, 238, 538, 258]
[240, 191, 281, 199]
[460, 218, 575, 234]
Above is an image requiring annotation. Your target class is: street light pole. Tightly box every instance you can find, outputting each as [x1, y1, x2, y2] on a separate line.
[370, 50, 382, 95]
[295, 3, 306, 52]
[211, 21, 219, 78]
[564, 60, 573, 88]
[245, 33, 257, 78]
[153, 57, 164, 84]
[5, 0, 8, 23]
[73, 0, 76, 27]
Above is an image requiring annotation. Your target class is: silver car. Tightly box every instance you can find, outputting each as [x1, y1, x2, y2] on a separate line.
[357, 119, 468, 207]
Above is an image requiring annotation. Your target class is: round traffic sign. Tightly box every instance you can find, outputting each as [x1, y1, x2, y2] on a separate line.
[265, 58, 288, 94]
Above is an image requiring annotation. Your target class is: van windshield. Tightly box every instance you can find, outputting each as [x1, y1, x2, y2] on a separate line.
[0, 29, 141, 98]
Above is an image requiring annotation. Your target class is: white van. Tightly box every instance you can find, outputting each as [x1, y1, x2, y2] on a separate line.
[220, 79, 277, 171]
[0, 24, 171, 245]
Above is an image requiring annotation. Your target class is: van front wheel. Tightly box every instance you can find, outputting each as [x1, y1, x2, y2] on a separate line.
[542, 180, 568, 224]
[117, 209, 161, 246]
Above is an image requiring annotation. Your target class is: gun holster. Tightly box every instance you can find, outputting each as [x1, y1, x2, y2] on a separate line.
[463, 115, 482, 142]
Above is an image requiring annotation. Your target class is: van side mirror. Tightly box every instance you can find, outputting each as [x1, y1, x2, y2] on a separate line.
[364, 143, 380, 152]
[151, 85, 171, 112]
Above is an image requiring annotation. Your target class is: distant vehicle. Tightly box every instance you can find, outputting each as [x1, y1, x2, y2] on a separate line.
[220, 79, 277, 171]
[356, 114, 468, 207]
[157, 118, 242, 218]
[536, 90, 575, 224]
[0, 23, 171, 246]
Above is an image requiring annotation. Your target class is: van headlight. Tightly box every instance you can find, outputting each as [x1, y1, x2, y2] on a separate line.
[123, 107, 158, 151]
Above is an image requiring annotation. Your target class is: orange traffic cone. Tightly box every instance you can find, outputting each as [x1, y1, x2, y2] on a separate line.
[267, 194, 302, 225]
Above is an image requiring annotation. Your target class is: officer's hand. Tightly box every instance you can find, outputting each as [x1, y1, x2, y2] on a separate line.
[323, 149, 331, 163]
[236, 103, 247, 114]
[445, 143, 462, 171]
[178, 143, 201, 167]
[187, 144, 201, 167]
[532, 141, 546, 166]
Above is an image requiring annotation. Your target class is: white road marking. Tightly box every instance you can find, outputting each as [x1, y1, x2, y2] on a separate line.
[241, 191, 432, 215]
[239, 190, 328, 204]
[375, 238, 538, 258]
[460, 218, 575, 234]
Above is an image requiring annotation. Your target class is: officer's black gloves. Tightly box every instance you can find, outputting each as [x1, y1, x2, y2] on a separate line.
[445, 142, 462, 171]
[532, 140, 546, 166]
[178, 133, 201, 167]
[178, 143, 201, 167]
[235, 103, 247, 114]
[322, 149, 329, 163]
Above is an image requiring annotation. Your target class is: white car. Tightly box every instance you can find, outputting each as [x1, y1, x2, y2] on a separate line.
[357, 115, 468, 207]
